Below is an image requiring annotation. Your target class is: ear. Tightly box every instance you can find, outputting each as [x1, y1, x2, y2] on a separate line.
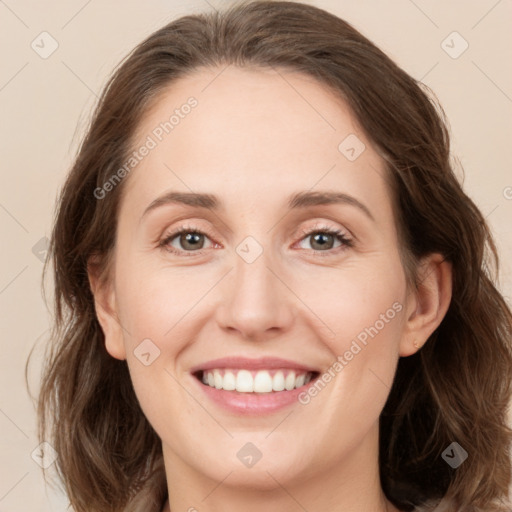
[87, 256, 126, 360]
[399, 253, 452, 357]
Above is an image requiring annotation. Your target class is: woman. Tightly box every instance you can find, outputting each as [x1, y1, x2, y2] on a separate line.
[32, 1, 512, 511]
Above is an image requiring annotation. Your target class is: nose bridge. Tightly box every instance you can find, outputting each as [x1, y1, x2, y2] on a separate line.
[216, 233, 294, 340]
[235, 235, 274, 297]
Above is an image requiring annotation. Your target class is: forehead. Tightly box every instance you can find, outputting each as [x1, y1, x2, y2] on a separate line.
[122, 65, 391, 218]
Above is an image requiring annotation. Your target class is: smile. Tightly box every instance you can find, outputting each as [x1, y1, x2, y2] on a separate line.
[190, 357, 321, 414]
[198, 368, 316, 393]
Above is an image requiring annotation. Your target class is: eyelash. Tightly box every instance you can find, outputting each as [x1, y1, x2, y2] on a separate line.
[158, 223, 354, 257]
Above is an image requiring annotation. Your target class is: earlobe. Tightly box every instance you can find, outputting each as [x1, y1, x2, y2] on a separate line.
[87, 258, 126, 361]
[399, 253, 453, 357]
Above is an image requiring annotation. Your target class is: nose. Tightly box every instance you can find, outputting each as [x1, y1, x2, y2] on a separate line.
[215, 242, 296, 342]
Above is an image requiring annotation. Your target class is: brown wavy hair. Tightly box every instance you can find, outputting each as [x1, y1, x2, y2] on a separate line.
[27, 1, 512, 511]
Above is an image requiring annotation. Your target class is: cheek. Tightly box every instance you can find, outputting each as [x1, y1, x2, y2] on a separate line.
[295, 256, 406, 352]
[114, 254, 208, 344]
[114, 261, 203, 436]
[297, 255, 405, 409]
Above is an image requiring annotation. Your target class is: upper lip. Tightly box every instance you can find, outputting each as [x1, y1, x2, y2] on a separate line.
[190, 356, 320, 374]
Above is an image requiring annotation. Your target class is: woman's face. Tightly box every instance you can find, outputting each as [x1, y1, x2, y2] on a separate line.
[98, 66, 419, 495]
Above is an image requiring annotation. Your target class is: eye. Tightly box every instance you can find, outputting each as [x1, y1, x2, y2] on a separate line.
[159, 225, 216, 256]
[295, 224, 353, 254]
[159, 223, 353, 257]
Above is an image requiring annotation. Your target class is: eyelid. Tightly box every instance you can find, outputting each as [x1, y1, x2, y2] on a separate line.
[294, 221, 351, 239]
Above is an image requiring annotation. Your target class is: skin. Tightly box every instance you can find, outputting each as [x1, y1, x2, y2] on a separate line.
[89, 66, 452, 512]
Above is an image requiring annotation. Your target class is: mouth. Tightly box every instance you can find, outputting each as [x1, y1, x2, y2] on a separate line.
[189, 357, 322, 414]
[193, 368, 320, 393]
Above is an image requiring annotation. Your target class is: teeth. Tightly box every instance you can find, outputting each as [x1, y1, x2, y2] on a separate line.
[236, 370, 254, 392]
[295, 373, 306, 388]
[200, 369, 314, 393]
[254, 371, 273, 392]
[223, 371, 236, 391]
[272, 371, 285, 391]
[285, 372, 296, 391]
[213, 370, 223, 389]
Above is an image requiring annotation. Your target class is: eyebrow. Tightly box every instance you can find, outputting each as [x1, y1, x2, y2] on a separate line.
[141, 190, 375, 222]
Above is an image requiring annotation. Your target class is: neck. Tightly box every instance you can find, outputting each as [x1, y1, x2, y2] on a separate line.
[161, 485, 398, 512]
[161, 423, 401, 512]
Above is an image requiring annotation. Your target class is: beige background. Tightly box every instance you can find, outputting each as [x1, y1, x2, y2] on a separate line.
[1, 0, 511, 510]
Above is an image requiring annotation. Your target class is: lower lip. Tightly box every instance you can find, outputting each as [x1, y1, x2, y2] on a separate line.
[193, 374, 317, 415]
